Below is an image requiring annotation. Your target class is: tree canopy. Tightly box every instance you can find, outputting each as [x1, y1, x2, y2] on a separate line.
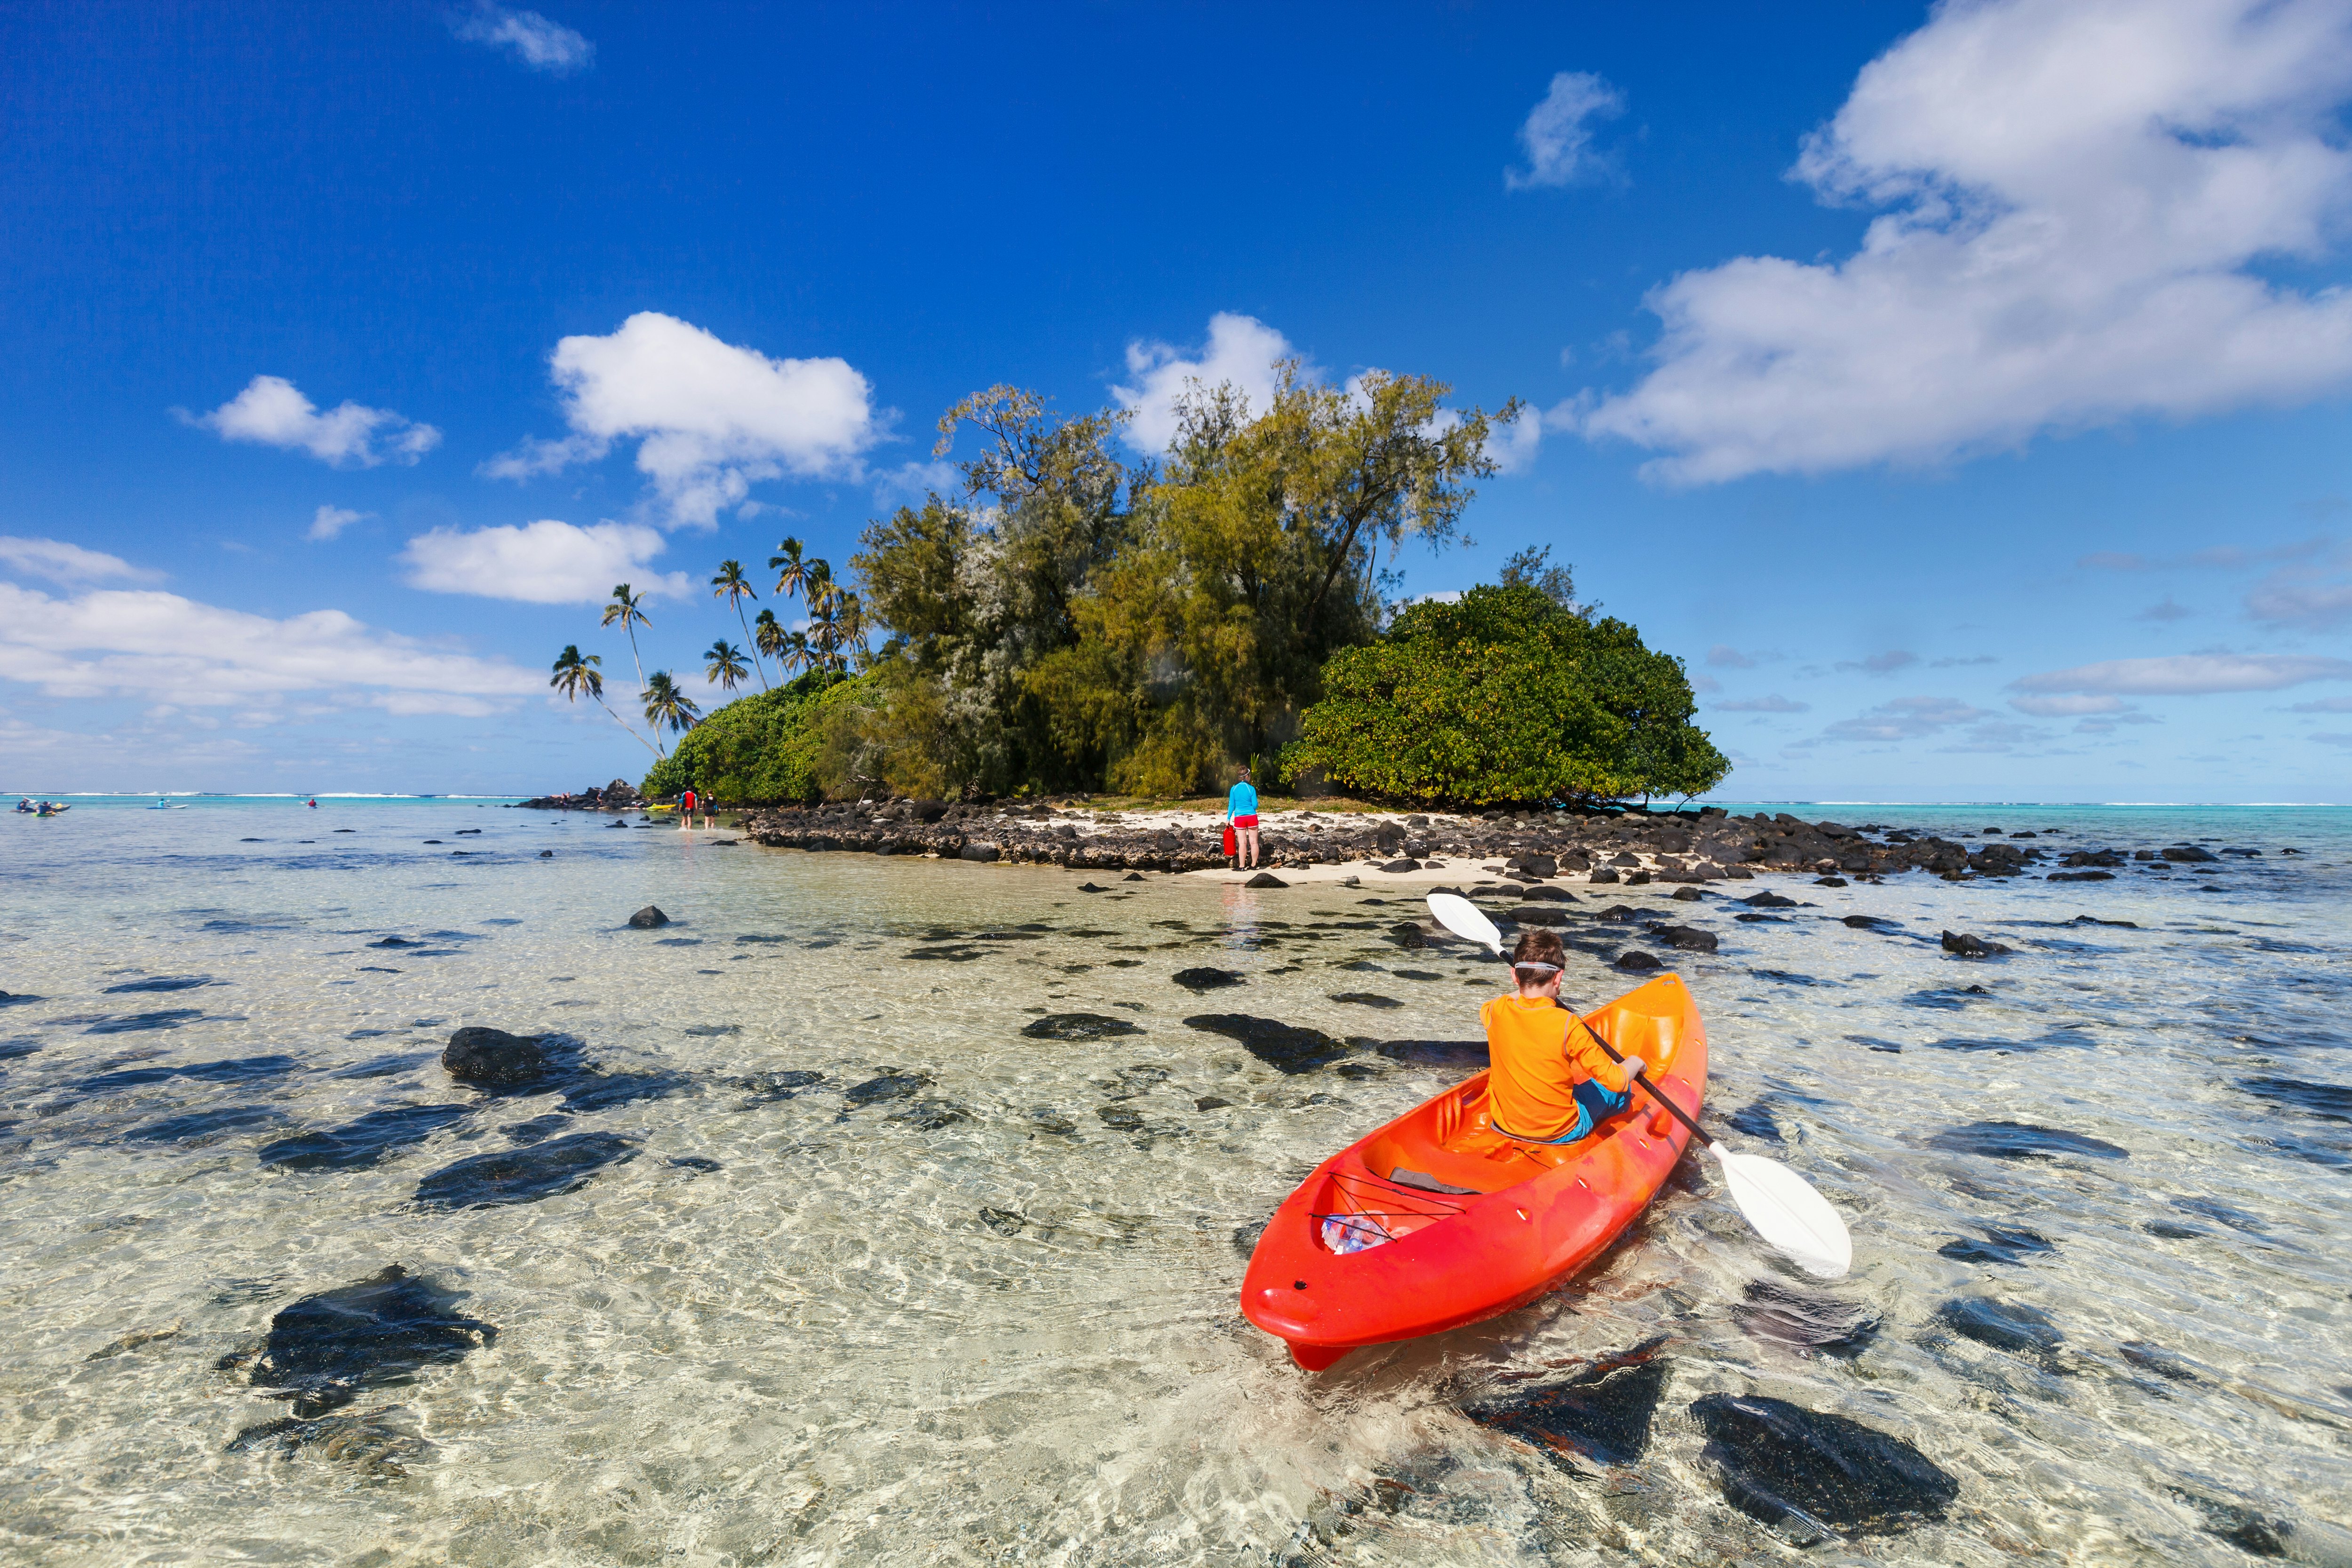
[641, 669, 867, 805]
[1285, 582, 1729, 806]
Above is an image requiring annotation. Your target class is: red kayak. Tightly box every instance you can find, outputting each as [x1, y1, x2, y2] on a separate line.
[1240, 973, 1708, 1370]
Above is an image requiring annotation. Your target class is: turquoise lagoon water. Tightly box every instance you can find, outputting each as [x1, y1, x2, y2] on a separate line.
[0, 798, 2347, 1565]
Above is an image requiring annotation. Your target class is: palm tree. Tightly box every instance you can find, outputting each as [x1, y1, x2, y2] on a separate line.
[754, 608, 788, 674]
[600, 583, 652, 694]
[781, 629, 813, 679]
[769, 536, 810, 605]
[549, 645, 660, 757]
[710, 560, 767, 690]
[704, 638, 750, 693]
[806, 589, 842, 673]
[643, 671, 702, 738]
[834, 589, 871, 671]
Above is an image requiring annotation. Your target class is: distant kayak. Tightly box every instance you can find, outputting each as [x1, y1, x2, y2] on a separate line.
[1240, 972, 1708, 1371]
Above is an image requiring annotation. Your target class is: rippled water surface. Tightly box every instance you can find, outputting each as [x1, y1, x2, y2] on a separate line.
[2, 800, 2348, 1565]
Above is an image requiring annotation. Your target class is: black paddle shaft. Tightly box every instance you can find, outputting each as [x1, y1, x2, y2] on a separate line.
[1486, 952, 1713, 1148]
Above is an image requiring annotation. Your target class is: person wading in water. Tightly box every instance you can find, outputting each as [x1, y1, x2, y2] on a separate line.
[1226, 767, 1260, 872]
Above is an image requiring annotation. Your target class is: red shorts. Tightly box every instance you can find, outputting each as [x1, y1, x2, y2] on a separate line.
[1232, 814, 1258, 829]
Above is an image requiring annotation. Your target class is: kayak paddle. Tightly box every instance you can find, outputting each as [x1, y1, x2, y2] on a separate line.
[1425, 892, 1853, 1279]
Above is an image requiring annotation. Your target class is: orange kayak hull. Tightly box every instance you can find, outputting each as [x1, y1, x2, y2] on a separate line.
[1239, 973, 1707, 1370]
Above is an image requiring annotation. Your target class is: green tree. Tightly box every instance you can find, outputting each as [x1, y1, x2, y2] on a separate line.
[704, 638, 751, 693]
[754, 608, 788, 673]
[711, 560, 766, 689]
[847, 387, 1137, 796]
[549, 644, 659, 756]
[1287, 583, 1728, 806]
[600, 583, 653, 695]
[642, 671, 702, 748]
[769, 536, 812, 605]
[1029, 366, 1517, 795]
[641, 670, 866, 804]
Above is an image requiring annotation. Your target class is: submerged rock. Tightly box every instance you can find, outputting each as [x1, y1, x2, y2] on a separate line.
[1936, 1227, 2055, 1266]
[1183, 1014, 1351, 1074]
[1171, 967, 1245, 992]
[1329, 992, 1404, 1010]
[413, 1131, 636, 1208]
[227, 1407, 430, 1476]
[233, 1264, 495, 1417]
[259, 1104, 474, 1170]
[843, 1072, 931, 1108]
[1739, 891, 1799, 909]
[1020, 1013, 1143, 1040]
[627, 905, 670, 929]
[1615, 950, 1661, 971]
[441, 1027, 557, 1090]
[2242, 1076, 2352, 1122]
[2166, 1486, 2296, 1557]
[126, 1106, 287, 1145]
[1935, 1296, 2063, 1357]
[729, 1069, 826, 1106]
[1927, 1121, 2128, 1161]
[1691, 1393, 1957, 1537]
[102, 975, 215, 993]
[1244, 872, 1289, 888]
[1646, 923, 1718, 953]
[1464, 1347, 1669, 1469]
[1732, 1280, 1881, 1358]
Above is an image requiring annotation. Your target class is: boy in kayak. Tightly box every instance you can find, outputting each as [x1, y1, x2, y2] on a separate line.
[1482, 929, 1646, 1145]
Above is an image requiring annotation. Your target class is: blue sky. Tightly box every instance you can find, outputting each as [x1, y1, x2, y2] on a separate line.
[4, 0, 2349, 800]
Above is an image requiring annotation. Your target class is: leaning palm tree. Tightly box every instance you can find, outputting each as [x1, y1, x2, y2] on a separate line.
[642, 671, 702, 740]
[549, 645, 660, 757]
[754, 607, 788, 673]
[600, 583, 652, 694]
[704, 638, 750, 694]
[769, 536, 810, 606]
[710, 560, 767, 690]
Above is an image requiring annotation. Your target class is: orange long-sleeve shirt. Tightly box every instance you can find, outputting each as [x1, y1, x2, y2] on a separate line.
[1480, 993, 1634, 1142]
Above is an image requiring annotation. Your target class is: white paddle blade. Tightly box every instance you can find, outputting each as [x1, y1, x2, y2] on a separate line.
[1713, 1147, 1852, 1279]
[1426, 892, 1503, 952]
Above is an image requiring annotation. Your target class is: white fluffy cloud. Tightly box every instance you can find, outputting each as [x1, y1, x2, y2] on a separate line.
[1506, 72, 1624, 190]
[0, 583, 539, 717]
[0, 535, 156, 586]
[401, 519, 689, 604]
[484, 312, 882, 527]
[1578, 0, 2352, 483]
[2013, 652, 2352, 695]
[1112, 313, 1300, 455]
[182, 375, 440, 468]
[307, 505, 369, 542]
[1815, 695, 1994, 743]
[451, 1, 593, 74]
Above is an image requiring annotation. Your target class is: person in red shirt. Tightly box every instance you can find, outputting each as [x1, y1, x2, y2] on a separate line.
[679, 786, 697, 829]
[1480, 928, 1645, 1144]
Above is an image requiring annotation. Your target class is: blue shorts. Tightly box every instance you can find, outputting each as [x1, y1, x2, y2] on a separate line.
[1497, 1080, 1633, 1145]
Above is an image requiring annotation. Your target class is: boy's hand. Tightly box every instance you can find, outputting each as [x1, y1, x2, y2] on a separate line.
[1620, 1056, 1647, 1081]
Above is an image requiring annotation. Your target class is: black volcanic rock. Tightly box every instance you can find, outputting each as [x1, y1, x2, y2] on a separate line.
[233, 1265, 495, 1417]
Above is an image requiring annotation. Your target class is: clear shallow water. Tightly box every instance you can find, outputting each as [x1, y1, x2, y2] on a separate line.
[0, 801, 2348, 1566]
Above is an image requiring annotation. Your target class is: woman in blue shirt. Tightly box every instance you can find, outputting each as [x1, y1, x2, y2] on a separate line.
[1226, 768, 1259, 870]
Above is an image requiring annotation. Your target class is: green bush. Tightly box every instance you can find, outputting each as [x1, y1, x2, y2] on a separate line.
[641, 671, 870, 805]
[1286, 584, 1728, 806]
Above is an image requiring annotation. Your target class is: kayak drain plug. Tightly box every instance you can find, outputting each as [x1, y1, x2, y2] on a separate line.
[1293, 1281, 1308, 1290]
